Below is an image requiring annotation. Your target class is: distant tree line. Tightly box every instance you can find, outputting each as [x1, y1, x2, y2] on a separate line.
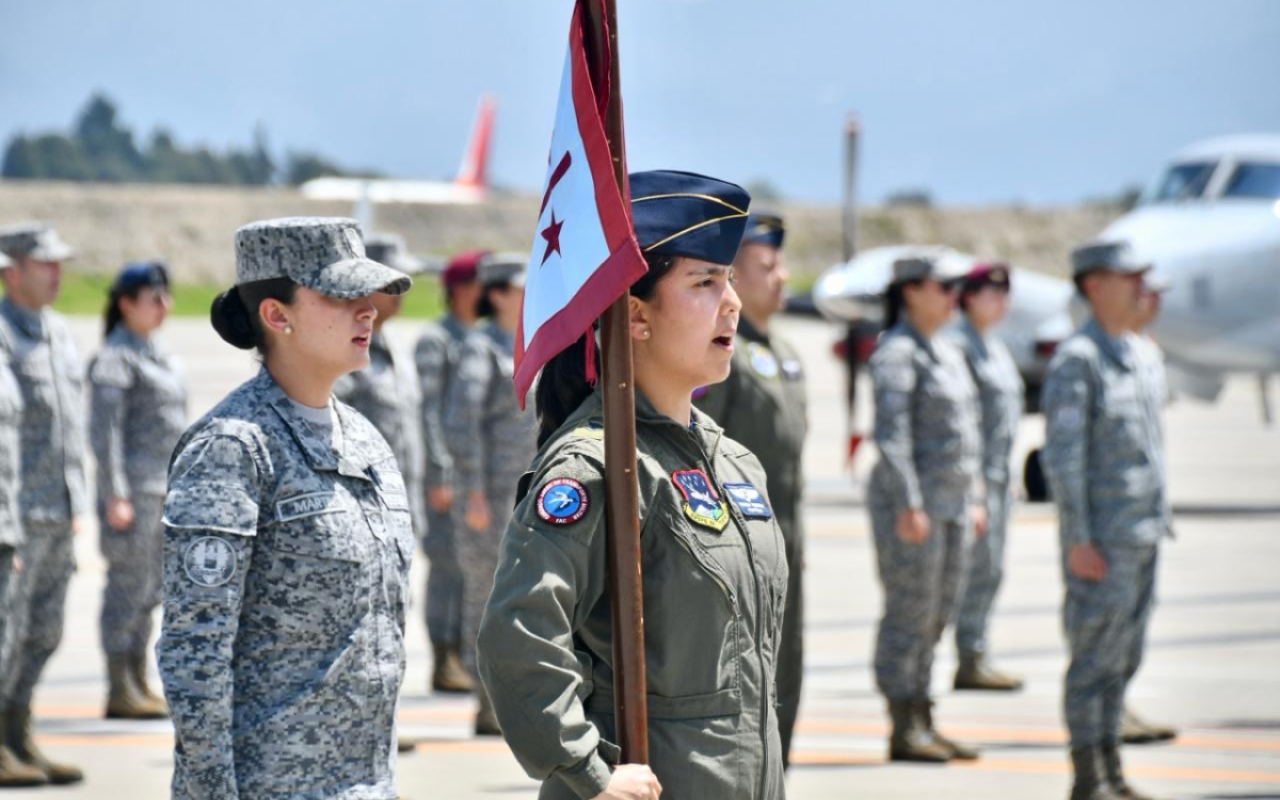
[1, 93, 375, 186]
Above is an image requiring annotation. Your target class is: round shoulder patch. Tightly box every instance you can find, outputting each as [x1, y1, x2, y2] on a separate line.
[748, 343, 780, 379]
[183, 536, 238, 587]
[537, 478, 589, 525]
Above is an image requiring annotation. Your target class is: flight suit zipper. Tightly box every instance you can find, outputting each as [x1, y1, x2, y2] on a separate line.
[689, 428, 771, 799]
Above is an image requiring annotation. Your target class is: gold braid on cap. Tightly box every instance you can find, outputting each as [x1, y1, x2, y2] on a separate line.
[630, 193, 749, 254]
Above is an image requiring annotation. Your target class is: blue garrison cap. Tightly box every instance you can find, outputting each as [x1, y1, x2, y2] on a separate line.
[741, 211, 785, 249]
[113, 261, 170, 293]
[629, 170, 751, 266]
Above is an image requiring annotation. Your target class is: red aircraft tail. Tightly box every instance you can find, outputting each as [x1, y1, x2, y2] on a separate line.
[455, 95, 496, 189]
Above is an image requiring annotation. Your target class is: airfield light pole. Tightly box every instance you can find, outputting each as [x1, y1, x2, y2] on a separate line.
[842, 113, 860, 262]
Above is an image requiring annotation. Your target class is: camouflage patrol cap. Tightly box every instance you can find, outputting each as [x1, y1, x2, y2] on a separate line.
[0, 222, 76, 262]
[891, 255, 967, 286]
[234, 217, 412, 298]
[477, 251, 527, 289]
[1071, 240, 1150, 277]
[363, 232, 427, 274]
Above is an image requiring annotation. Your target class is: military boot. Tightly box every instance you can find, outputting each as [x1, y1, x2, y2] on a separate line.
[474, 690, 501, 737]
[916, 698, 979, 760]
[1070, 747, 1122, 800]
[105, 656, 165, 720]
[1121, 708, 1177, 745]
[5, 705, 83, 785]
[0, 710, 47, 788]
[887, 700, 950, 763]
[397, 736, 419, 754]
[1101, 743, 1160, 800]
[431, 643, 474, 694]
[954, 653, 1024, 692]
[128, 651, 169, 717]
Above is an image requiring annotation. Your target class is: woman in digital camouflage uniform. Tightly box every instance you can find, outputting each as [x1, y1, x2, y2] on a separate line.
[157, 218, 414, 800]
[477, 171, 787, 800]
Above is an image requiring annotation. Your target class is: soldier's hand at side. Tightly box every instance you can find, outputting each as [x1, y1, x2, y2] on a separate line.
[895, 510, 930, 544]
[972, 504, 988, 538]
[428, 484, 454, 513]
[71, 517, 83, 536]
[12, 553, 21, 573]
[593, 764, 662, 799]
[1067, 543, 1107, 582]
[106, 496, 136, 531]
[465, 490, 492, 532]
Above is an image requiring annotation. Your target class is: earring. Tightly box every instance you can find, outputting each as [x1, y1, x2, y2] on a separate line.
[640, 329, 651, 339]
[284, 325, 294, 335]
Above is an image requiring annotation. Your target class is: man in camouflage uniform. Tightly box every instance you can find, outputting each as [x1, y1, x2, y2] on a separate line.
[695, 211, 808, 767]
[1042, 241, 1171, 800]
[0, 223, 87, 785]
[415, 250, 485, 693]
[948, 263, 1026, 692]
[443, 253, 537, 734]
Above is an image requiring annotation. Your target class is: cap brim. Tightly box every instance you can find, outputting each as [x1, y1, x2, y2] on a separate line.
[29, 242, 76, 262]
[293, 257, 413, 298]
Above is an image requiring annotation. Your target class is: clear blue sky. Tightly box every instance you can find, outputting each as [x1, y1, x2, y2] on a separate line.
[3, 0, 1278, 204]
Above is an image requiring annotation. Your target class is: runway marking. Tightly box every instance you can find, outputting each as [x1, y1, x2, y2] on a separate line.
[790, 752, 1280, 783]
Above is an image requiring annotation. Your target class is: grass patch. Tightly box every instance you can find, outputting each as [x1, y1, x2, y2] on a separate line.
[38, 272, 446, 320]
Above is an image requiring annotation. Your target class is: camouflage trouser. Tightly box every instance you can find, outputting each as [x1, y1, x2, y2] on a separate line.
[0, 547, 15, 685]
[2, 522, 75, 708]
[98, 494, 165, 657]
[423, 504, 464, 647]
[955, 480, 1012, 656]
[1063, 543, 1158, 748]
[776, 512, 804, 767]
[871, 499, 972, 701]
[457, 483, 519, 676]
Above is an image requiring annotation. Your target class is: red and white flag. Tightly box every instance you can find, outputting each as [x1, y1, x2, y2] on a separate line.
[513, 0, 647, 404]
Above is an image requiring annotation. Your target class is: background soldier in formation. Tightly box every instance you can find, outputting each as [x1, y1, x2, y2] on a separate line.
[694, 210, 809, 768]
[158, 218, 414, 800]
[89, 261, 187, 721]
[868, 255, 983, 764]
[948, 263, 1025, 693]
[443, 252, 537, 735]
[1042, 241, 1171, 800]
[0, 223, 87, 786]
[414, 250, 485, 695]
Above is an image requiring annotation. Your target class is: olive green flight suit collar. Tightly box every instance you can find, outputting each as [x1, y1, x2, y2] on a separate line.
[254, 368, 377, 481]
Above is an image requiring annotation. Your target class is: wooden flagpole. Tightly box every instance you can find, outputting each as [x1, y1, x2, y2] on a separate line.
[582, 0, 650, 764]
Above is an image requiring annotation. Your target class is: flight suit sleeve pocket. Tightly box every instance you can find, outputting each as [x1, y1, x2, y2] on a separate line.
[163, 484, 259, 537]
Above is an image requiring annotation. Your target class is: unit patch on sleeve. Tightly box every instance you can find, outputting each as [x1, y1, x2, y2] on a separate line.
[747, 343, 780, 379]
[671, 469, 730, 531]
[183, 536, 238, 587]
[537, 478, 589, 525]
[723, 482, 773, 519]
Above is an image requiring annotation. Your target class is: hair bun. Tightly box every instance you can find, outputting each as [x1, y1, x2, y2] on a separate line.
[210, 289, 257, 350]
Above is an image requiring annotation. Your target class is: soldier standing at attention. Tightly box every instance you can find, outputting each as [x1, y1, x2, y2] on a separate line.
[414, 250, 485, 694]
[90, 262, 187, 721]
[157, 218, 414, 800]
[1043, 241, 1171, 800]
[0, 249, 47, 788]
[948, 263, 1026, 692]
[694, 210, 808, 767]
[478, 170, 787, 800]
[443, 252, 537, 736]
[334, 233, 428, 536]
[0, 222, 88, 786]
[868, 256, 983, 764]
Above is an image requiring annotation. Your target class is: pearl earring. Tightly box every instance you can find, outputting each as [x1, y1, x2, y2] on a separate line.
[284, 325, 294, 335]
[641, 329, 651, 339]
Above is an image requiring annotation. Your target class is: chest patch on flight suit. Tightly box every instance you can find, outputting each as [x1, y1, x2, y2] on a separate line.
[183, 536, 237, 587]
[671, 469, 729, 531]
[780, 358, 803, 380]
[537, 478, 589, 525]
[723, 482, 773, 519]
[748, 343, 779, 379]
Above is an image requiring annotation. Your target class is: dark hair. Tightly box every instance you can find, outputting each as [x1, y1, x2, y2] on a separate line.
[883, 279, 922, 329]
[103, 264, 170, 337]
[210, 278, 299, 351]
[534, 252, 677, 445]
[476, 280, 511, 319]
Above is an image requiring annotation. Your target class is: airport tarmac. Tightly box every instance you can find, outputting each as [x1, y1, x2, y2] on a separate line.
[5, 314, 1278, 799]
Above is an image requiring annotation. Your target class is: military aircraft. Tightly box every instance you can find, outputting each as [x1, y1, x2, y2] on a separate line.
[812, 133, 1280, 497]
[300, 95, 496, 205]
